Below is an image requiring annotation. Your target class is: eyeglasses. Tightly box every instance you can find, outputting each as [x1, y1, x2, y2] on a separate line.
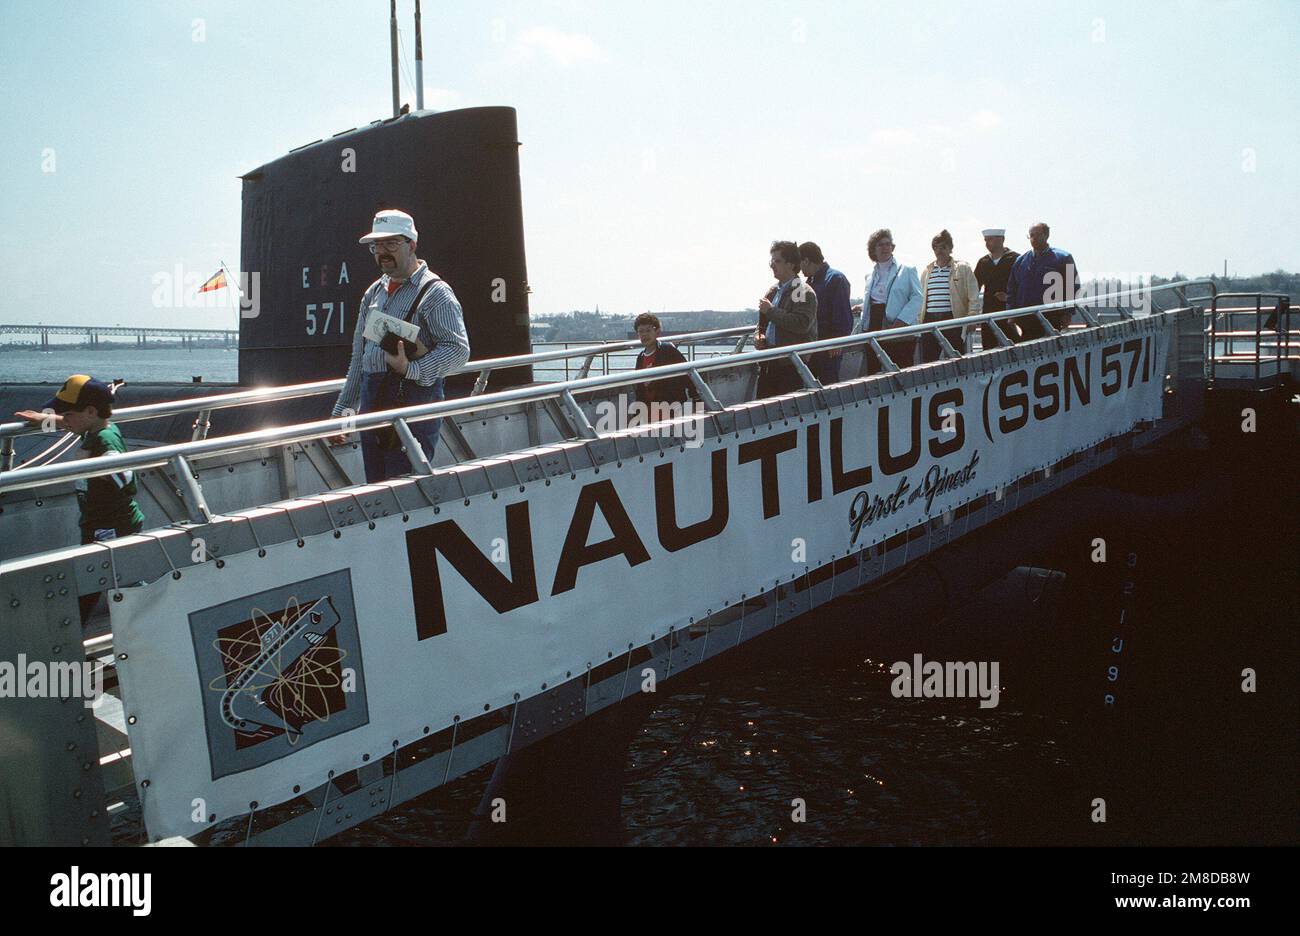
[368, 238, 408, 254]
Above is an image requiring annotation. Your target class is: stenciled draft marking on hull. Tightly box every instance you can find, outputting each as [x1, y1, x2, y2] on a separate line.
[188, 569, 369, 780]
[209, 595, 345, 746]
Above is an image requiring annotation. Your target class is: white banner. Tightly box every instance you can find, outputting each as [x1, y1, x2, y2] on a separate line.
[112, 319, 1170, 839]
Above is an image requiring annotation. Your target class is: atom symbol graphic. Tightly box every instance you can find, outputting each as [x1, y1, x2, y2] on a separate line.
[208, 595, 348, 746]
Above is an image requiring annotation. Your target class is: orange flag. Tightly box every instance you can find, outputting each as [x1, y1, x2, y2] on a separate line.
[198, 268, 227, 293]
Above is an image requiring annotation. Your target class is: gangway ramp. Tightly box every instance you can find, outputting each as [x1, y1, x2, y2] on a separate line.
[3, 281, 1275, 846]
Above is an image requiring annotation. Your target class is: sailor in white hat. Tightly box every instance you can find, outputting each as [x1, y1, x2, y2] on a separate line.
[974, 227, 1020, 347]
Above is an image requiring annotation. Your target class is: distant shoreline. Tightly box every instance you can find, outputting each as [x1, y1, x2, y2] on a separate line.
[0, 341, 236, 352]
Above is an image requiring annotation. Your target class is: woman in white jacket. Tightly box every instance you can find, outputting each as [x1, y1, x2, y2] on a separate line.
[853, 228, 923, 372]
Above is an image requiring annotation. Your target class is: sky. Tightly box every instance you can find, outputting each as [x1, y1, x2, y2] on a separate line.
[1, 0, 1297, 330]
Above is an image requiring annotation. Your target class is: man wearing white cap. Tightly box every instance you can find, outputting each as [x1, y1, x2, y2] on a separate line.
[974, 228, 1019, 349]
[331, 209, 471, 482]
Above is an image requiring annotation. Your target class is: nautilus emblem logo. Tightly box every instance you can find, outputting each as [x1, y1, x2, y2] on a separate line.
[190, 569, 367, 777]
[209, 595, 348, 748]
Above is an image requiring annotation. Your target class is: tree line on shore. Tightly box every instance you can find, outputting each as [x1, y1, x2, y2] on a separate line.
[7, 271, 1295, 349]
[534, 271, 1299, 341]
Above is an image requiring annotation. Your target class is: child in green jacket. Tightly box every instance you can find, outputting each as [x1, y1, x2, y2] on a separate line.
[15, 374, 145, 543]
[15, 375, 144, 622]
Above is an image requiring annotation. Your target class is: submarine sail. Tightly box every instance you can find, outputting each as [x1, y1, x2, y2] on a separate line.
[238, 106, 533, 393]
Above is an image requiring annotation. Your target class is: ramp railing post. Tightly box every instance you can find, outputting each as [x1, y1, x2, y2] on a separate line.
[560, 389, 598, 440]
[170, 454, 212, 524]
[191, 408, 212, 441]
[789, 351, 821, 389]
[1209, 293, 1219, 383]
[933, 326, 960, 359]
[1254, 294, 1262, 389]
[868, 338, 900, 374]
[687, 368, 724, 412]
[1075, 305, 1101, 327]
[989, 315, 1015, 348]
[1283, 297, 1292, 369]
[393, 418, 433, 475]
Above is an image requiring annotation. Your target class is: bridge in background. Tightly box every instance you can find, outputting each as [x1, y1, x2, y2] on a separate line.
[0, 323, 238, 348]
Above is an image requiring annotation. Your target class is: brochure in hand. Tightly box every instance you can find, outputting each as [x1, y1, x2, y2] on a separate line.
[364, 312, 422, 356]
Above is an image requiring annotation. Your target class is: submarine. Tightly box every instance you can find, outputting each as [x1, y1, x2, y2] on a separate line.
[1, 101, 535, 459]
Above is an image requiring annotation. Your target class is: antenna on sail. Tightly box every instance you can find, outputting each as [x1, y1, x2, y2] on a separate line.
[389, 0, 400, 118]
[415, 0, 425, 111]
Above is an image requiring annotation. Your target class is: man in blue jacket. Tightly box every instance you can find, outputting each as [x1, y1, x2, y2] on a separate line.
[1005, 222, 1080, 341]
[799, 241, 853, 383]
[851, 228, 922, 372]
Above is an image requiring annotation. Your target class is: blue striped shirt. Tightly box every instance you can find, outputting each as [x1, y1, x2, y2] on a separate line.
[332, 261, 471, 417]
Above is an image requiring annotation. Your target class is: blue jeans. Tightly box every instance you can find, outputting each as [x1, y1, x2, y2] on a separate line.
[358, 372, 444, 483]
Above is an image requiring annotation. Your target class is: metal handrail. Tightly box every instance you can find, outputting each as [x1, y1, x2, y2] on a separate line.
[0, 379, 346, 444]
[1210, 292, 1292, 300]
[0, 280, 1216, 498]
[0, 326, 757, 443]
[1207, 291, 1292, 385]
[2, 278, 1219, 445]
[529, 336, 743, 378]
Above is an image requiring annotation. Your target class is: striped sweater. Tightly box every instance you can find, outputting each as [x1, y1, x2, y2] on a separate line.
[924, 264, 954, 320]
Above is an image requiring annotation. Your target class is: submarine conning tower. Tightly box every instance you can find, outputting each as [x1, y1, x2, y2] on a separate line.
[238, 106, 533, 393]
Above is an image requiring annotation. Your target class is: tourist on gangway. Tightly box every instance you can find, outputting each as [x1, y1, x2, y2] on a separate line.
[754, 241, 818, 397]
[13, 375, 144, 623]
[329, 209, 470, 482]
[917, 229, 981, 364]
[974, 227, 1020, 349]
[851, 228, 922, 372]
[1005, 222, 1080, 341]
[632, 313, 694, 407]
[798, 241, 853, 384]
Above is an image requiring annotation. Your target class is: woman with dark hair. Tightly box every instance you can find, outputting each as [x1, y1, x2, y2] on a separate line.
[917, 229, 981, 365]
